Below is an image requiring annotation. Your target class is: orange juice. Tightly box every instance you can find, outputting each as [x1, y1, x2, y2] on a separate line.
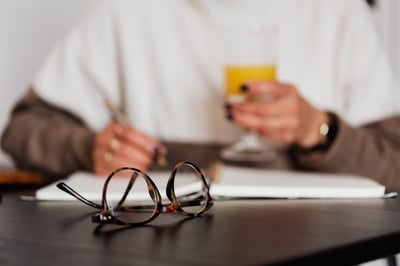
[225, 65, 276, 101]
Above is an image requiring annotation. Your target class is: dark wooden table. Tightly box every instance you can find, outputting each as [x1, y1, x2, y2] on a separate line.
[1, 188, 400, 266]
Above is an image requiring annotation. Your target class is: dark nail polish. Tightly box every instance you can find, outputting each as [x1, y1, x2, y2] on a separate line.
[241, 84, 249, 92]
[153, 146, 160, 159]
[224, 103, 232, 110]
[226, 111, 234, 121]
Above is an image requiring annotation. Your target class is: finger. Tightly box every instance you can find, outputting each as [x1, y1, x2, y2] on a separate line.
[233, 110, 297, 136]
[233, 95, 298, 117]
[103, 131, 159, 171]
[94, 143, 153, 175]
[95, 122, 119, 147]
[109, 153, 151, 172]
[261, 130, 297, 144]
[259, 115, 299, 137]
[244, 81, 295, 98]
[93, 122, 162, 175]
[113, 123, 166, 157]
[231, 110, 280, 132]
[92, 149, 114, 176]
[113, 141, 154, 169]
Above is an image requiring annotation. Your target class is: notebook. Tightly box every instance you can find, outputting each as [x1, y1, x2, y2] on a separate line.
[35, 171, 202, 202]
[32, 164, 389, 201]
[209, 165, 387, 199]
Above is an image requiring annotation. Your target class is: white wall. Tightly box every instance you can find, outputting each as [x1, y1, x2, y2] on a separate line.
[373, 0, 400, 80]
[0, 0, 95, 168]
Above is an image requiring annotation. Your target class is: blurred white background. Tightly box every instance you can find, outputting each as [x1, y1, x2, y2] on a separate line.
[0, 0, 95, 167]
[0, 0, 399, 169]
[0, 1, 399, 264]
[373, 0, 400, 82]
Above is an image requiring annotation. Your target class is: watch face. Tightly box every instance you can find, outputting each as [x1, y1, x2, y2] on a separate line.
[319, 122, 330, 145]
[296, 112, 338, 153]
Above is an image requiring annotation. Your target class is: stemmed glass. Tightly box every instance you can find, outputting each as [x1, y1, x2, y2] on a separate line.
[221, 24, 278, 162]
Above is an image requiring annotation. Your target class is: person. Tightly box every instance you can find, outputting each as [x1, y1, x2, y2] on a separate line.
[2, 0, 400, 189]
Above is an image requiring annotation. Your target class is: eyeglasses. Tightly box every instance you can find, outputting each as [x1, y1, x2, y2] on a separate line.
[57, 161, 213, 226]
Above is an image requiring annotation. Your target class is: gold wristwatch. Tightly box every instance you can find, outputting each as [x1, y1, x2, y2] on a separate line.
[299, 112, 338, 153]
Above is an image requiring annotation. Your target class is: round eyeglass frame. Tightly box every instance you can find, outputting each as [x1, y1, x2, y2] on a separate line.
[57, 161, 213, 226]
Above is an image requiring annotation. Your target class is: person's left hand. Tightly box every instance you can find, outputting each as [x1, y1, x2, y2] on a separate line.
[226, 81, 328, 148]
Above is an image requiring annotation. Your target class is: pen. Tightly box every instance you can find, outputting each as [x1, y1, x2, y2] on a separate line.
[103, 98, 130, 126]
[103, 98, 167, 167]
[82, 65, 167, 167]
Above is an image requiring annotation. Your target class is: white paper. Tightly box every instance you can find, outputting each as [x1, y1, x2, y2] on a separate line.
[210, 165, 386, 199]
[35, 171, 202, 202]
[34, 165, 386, 201]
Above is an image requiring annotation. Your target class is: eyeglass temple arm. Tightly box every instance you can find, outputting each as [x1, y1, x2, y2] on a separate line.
[56, 182, 103, 209]
[115, 171, 138, 207]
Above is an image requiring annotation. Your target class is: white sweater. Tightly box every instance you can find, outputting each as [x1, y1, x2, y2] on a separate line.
[33, 0, 400, 144]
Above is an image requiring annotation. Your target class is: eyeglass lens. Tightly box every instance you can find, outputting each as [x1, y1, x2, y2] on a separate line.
[104, 169, 158, 224]
[103, 163, 210, 224]
[172, 163, 209, 215]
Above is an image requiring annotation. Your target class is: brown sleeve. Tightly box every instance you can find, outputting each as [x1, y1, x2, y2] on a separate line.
[1, 89, 96, 178]
[292, 115, 400, 190]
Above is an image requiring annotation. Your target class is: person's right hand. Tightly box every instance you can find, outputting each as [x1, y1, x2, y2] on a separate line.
[92, 121, 167, 176]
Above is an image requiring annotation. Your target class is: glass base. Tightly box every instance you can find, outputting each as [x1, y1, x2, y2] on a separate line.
[220, 132, 277, 162]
